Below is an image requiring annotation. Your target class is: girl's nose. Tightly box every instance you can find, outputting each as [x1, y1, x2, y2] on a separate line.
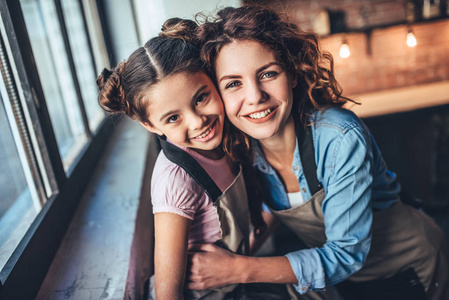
[245, 80, 267, 105]
[188, 112, 206, 130]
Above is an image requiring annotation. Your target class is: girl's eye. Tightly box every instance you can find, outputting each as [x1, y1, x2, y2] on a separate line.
[166, 115, 179, 123]
[224, 81, 241, 89]
[195, 93, 209, 105]
[261, 71, 278, 79]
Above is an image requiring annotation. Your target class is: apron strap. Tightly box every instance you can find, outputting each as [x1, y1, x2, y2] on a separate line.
[158, 136, 222, 204]
[295, 118, 322, 195]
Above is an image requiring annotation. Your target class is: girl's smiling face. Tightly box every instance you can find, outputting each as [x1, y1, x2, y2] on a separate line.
[142, 71, 224, 158]
[215, 40, 297, 142]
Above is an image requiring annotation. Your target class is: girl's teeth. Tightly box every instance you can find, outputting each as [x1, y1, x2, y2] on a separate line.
[249, 108, 272, 119]
[196, 127, 212, 139]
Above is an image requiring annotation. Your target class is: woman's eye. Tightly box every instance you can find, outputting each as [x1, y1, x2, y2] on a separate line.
[166, 115, 179, 123]
[261, 71, 278, 79]
[195, 93, 208, 105]
[224, 81, 241, 89]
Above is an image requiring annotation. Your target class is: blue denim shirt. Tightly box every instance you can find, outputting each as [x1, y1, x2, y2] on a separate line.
[252, 107, 401, 294]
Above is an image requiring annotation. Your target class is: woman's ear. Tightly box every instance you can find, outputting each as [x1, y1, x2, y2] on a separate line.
[291, 73, 298, 88]
[140, 121, 163, 136]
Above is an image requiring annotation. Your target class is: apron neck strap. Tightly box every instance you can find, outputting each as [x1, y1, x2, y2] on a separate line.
[158, 136, 222, 204]
[295, 117, 322, 195]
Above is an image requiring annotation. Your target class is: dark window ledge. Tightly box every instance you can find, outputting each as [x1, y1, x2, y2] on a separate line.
[36, 118, 154, 300]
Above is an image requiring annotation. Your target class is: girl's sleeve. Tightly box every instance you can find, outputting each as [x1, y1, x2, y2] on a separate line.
[151, 164, 205, 220]
[285, 122, 374, 293]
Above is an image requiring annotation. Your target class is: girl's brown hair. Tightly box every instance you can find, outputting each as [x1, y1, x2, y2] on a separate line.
[97, 18, 202, 124]
[97, 17, 266, 237]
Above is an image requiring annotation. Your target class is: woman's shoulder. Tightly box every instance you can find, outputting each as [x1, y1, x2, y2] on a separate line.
[311, 107, 364, 134]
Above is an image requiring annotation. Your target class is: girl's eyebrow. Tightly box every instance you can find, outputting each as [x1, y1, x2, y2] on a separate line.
[218, 62, 280, 83]
[158, 85, 207, 122]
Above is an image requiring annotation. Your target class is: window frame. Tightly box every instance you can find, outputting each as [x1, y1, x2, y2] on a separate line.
[0, 0, 115, 298]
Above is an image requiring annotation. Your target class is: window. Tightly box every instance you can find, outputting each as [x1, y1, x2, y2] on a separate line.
[61, 0, 104, 132]
[0, 0, 113, 298]
[0, 84, 38, 271]
[21, 0, 89, 171]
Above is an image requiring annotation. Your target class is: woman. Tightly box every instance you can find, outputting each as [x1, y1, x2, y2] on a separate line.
[186, 5, 449, 300]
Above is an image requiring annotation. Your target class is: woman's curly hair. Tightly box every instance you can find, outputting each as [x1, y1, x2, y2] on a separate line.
[197, 5, 355, 161]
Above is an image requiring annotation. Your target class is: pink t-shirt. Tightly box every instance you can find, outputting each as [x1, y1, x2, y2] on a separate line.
[151, 144, 236, 244]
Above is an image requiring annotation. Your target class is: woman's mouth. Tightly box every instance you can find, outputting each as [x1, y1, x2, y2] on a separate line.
[244, 107, 277, 123]
[248, 108, 272, 119]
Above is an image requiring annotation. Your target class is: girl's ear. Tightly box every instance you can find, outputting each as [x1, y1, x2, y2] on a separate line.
[140, 121, 163, 136]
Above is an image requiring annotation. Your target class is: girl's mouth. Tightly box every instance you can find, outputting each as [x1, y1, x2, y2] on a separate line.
[244, 107, 278, 123]
[193, 119, 217, 142]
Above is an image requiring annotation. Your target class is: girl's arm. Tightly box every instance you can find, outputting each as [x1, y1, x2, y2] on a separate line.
[154, 213, 191, 300]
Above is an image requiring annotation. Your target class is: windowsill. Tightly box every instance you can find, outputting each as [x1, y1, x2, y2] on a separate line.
[36, 118, 152, 299]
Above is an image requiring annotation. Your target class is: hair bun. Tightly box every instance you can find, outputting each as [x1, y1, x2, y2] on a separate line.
[160, 18, 198, 44]
[97, 63, 130, 116]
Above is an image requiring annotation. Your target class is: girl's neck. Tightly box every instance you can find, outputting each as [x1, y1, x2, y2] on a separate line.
[192, 146, 225, 160]
[258, 115, 296, 168]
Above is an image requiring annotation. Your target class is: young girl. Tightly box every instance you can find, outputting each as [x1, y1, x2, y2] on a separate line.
[186, 5, 449, 300]
[97, 18, 262, 300]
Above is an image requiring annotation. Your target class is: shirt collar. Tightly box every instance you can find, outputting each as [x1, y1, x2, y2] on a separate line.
[251, 139, 277, 175]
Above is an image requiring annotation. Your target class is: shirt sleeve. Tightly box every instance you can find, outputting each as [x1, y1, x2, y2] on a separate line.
[151, 163, 205, 220]
[286, 123, 373, 294]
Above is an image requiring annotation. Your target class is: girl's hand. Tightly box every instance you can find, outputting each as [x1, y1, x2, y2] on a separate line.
[186, 243, 241, 290]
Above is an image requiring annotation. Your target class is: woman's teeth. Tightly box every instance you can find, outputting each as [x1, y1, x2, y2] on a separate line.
[195, 126, 212, 139]
[248, 108, 272, 119]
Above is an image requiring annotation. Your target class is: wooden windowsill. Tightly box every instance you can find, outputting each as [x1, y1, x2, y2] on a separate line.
[36, 118, 152, 300]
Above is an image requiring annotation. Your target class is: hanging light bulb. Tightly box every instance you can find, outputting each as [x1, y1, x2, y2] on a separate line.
[339, 39, 350, 59]
[406, 29, 417, 47]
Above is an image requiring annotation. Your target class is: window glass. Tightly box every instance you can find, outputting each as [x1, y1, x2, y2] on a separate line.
[20, 0, 88, 170]
[61, 0, 104, 132]
[0, 85, 39, 271]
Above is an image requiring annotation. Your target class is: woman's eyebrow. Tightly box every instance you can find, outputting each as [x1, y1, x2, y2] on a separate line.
[256, 62, 280, 73]
[218, 74, 241, 83]
[218, 62, 281, 83]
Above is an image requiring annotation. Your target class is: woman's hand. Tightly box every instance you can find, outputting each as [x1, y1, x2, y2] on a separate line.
[186, 243, 242, 290]
[186, 243, 297, 290]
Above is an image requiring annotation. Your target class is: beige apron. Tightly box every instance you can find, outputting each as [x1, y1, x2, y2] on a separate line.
[270, 188, 449, 300]
[264, 120, 449, 299]
[157, 138, 250, 300]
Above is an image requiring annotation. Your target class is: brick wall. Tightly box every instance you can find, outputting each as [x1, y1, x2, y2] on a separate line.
[322, 19, 449, 95]
[250, 0, 449, 96]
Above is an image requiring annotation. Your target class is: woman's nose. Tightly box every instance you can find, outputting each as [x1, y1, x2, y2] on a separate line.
[245, 80, 267, 105]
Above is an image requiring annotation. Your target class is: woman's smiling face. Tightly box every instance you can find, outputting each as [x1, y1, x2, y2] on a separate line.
[215, 40, 296, 141]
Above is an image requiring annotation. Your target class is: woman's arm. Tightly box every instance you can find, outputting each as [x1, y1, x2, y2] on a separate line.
[186, 243, 297, 290]
[154, 213, 191, 299]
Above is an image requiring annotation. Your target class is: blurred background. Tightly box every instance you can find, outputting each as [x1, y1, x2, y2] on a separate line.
[0, 0, 448, 299]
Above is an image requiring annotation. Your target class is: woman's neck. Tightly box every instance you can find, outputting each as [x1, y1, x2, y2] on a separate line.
[258, 115, 296, 169]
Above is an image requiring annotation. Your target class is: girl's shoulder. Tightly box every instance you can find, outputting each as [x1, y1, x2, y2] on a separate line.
[151, 151, 206, 211]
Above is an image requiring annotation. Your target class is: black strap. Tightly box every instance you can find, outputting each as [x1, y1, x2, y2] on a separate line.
[295, 118, 322, 195]
[158, 136, 222, 204]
